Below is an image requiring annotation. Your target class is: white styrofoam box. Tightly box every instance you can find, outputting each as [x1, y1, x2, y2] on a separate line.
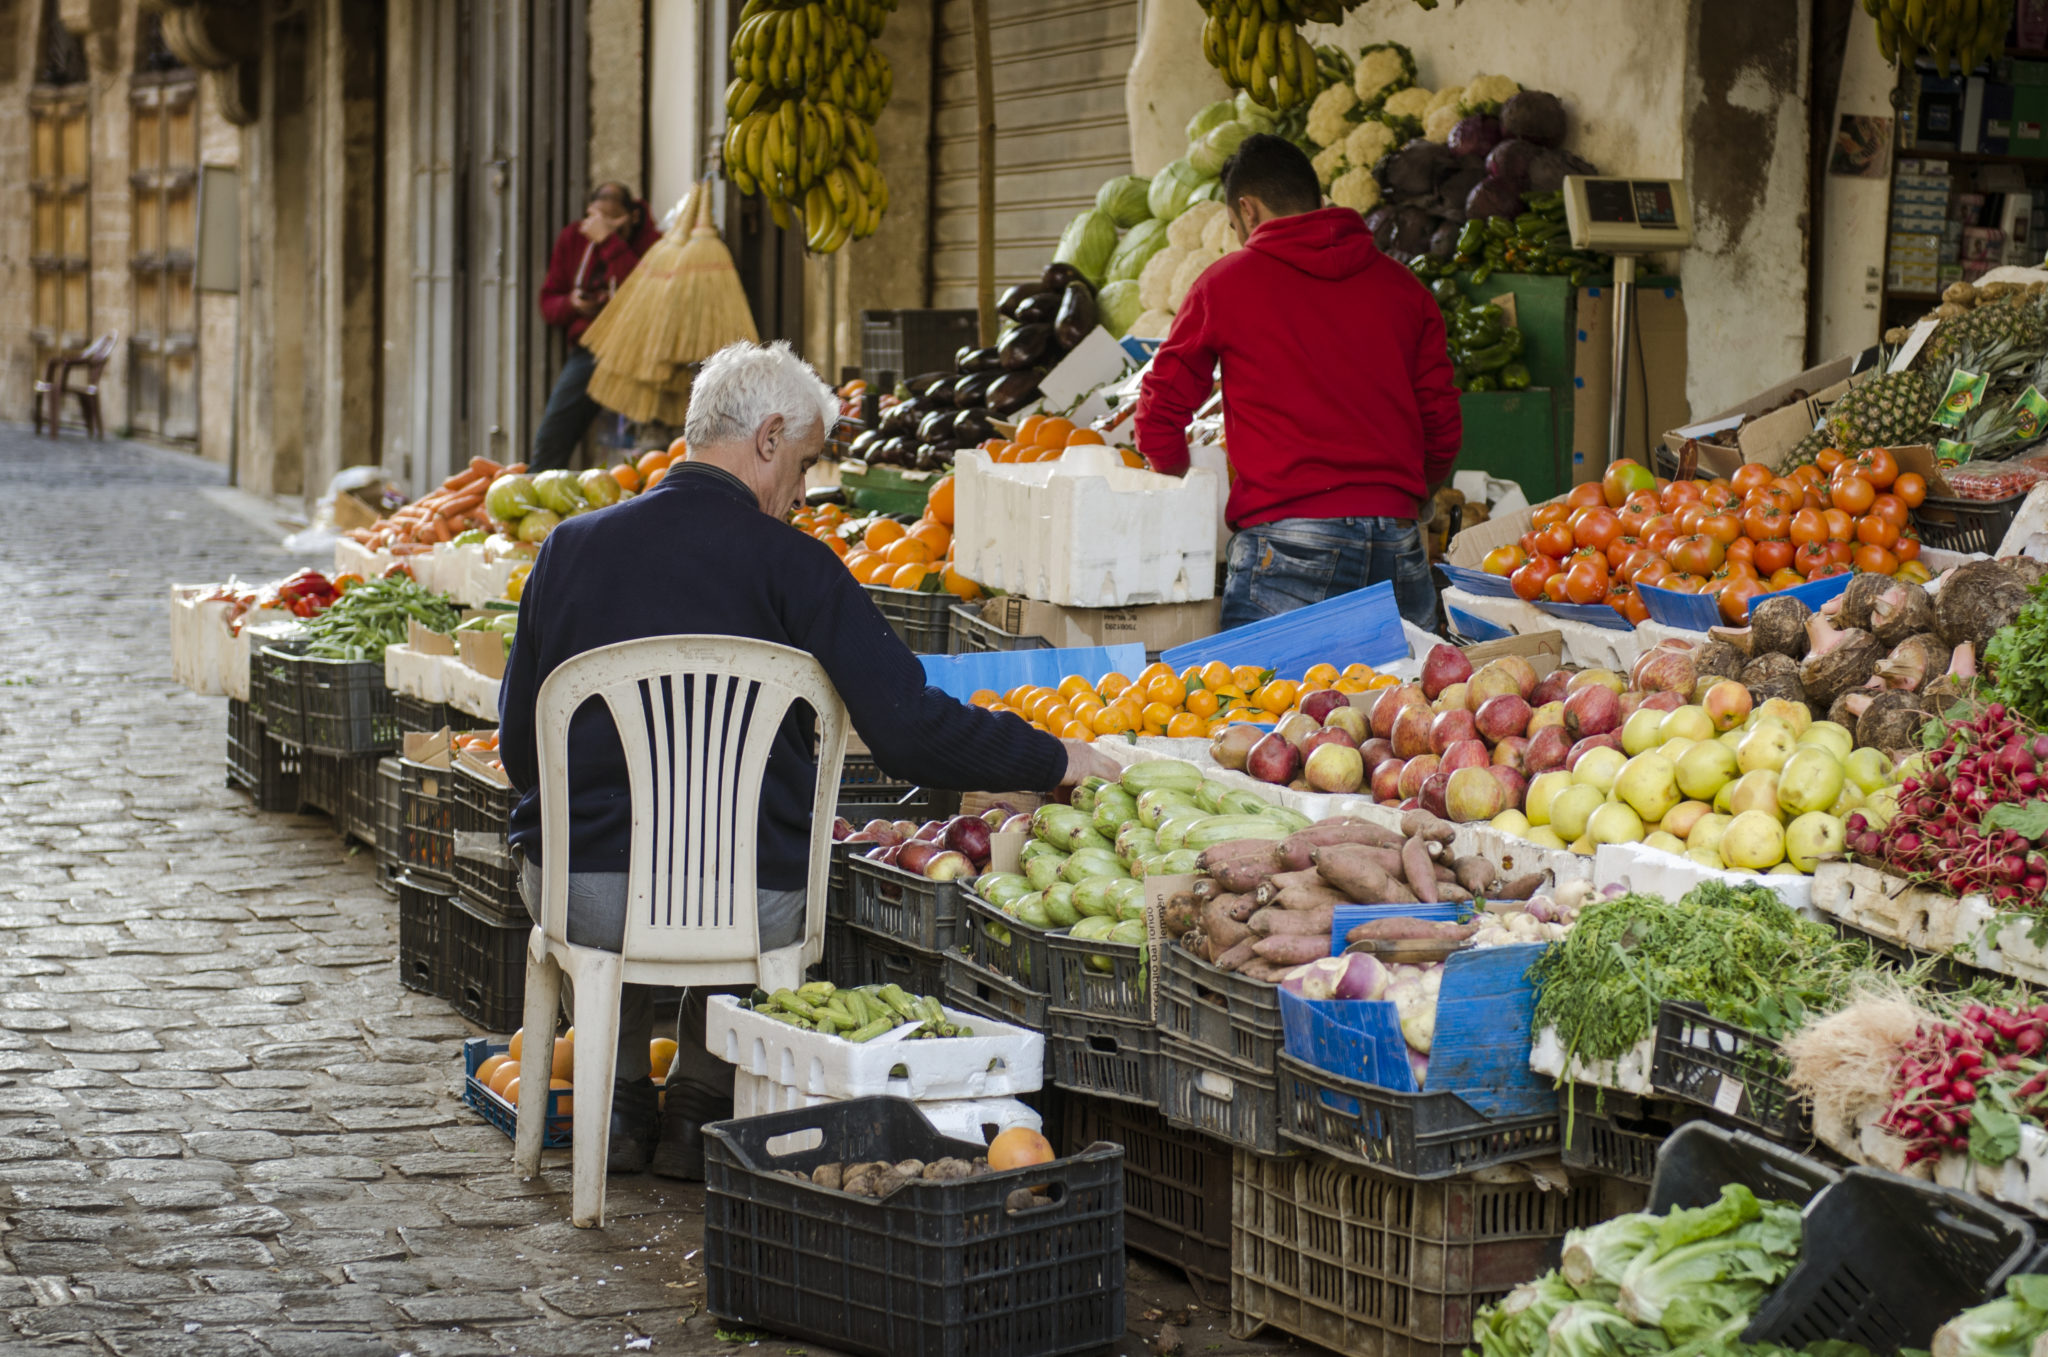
[1810, 862, 2048, 986]
[953, 448, 1218, 608]
[168, 585, 230, 698]
[445, 664, 502, 722]
[729, 1071, 1041, 1145]
[227, 611, 300, 704]
[1932, 1128, 2046, 1213]
[1188, 445, 1232, 555]
[1529, 1026, 1656, 1095]
[1594, 840, 1816, 920]
[1548, 615, 1648, 672]
[1457, 821, 1594, 887]
[706, 995, 1043, 1101]
[1441, 587, 1551, 642]
[465, 552, 520, 606]
[383, 644, 451, 703]
[333, 538, 393, 580]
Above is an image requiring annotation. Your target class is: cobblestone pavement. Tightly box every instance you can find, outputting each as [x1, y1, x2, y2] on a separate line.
[0, 430, 1292, 1357]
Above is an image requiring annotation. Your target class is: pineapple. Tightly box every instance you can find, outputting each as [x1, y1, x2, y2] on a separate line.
[1815, 367, 1941, 457]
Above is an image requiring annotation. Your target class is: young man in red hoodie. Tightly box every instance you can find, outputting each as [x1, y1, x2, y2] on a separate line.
[530, 182, 663, 472]
[1133, 134, 1461, 633]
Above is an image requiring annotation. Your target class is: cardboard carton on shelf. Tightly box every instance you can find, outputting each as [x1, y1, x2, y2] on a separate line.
[1661, 350, 1875, 476]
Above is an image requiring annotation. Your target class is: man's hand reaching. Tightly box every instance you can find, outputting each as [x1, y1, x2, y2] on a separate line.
[1057, 739, 1125, 791]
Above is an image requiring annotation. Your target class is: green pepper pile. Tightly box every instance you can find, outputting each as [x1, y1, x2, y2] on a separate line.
[1412, 271, 1531, 394]
[745, 981, 972, 1042]
[300, 575, 461, 662]
[1448, 191, 1609, 285]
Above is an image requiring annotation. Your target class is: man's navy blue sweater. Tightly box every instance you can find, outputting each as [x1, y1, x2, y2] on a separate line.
[497, 462, 1066, 889]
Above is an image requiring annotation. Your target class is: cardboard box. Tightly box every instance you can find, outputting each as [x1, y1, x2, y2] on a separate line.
[408, 617, 457, 657]
[1461, 630, 1564, 678]
[979, 596, 1221, 653]
[1571, 282, 1689, 484]
[457, 629, 509, 680]
[1445, 496, 1543, 571]
[331, 484, 394, 533]
[1661, 352, 1866, 475]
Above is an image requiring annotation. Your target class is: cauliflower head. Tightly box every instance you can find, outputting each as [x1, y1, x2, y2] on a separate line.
[1201, 207, 1240, 256]
[1343, 119, 1400, 174]
[1310, 142, 1348, 188]
[1423, 104, 1462, 143]
[1425, 86, 1465, 117]
[1128, 308, 1178, 339]
[1329, 167, 1382, 215]
[1138, 244, 1189, 313]
[1353, 42, 1417, 109]
[1460, 74, 1521, 114]
[1168, 200, 1225, 252]
[1306, 83, 1360, 148]
[1382, 86, 1434, 122]
[1168, 248, 1221, 311]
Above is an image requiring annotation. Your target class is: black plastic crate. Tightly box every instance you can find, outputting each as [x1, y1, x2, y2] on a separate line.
[1276, 1052, 1560, 1181]
[445, 891, 528, 1032]
[847, 855, 967, 954]
[859, 308, 979, 384]
[704, 1096, 1126, 1357]
[374, 757, 405, 868]
[299, 750, 343, 818]
[1652, 1000, 1810, 1143]
[1558, 1087, 1695, 1186]
[1160, 1038, 1285, 1156]
[1231, 1146, 1620, 1355]
[1912, 491, 2028, 555]
[461, 1035, 570, 1148]
[828, 920, 946, 998]
[1159, 941, 1284, 1072]
[1646, 1121, 1841, 1215]
[226, 698, 302, 813]
[943, 952, 1047, 1031]
[397, 871, 451, 998]
[1049, 1010, 1160, 1107]
[252, 643, 308, 746]
[451, 763, 520, 923]
[1747, 1168, 2036, 1356]
[1047, 931, 1148, 1024]
[300, 655, 399, 756]
[393, 692, 456, 735]
[948, 602, 1051, 654]
[964, 895, 1054, 998]
[401, 757, 458, 881]
[339, 753, 382, 847]
[862, 583, 954, 654]
[1064, 1095, 1230, 1293]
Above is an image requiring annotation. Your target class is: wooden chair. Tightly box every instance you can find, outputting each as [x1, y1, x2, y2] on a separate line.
[512, 635, 846, 1227]
[33, 331, 119, 439]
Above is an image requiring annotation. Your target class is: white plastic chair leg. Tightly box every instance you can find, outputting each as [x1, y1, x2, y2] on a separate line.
[513, 932, 561, 1177]
[569, 950, 623, 1228]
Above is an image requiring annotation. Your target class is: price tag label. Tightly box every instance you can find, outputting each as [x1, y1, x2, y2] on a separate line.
[1713, 1074, 1747, 1117]
[1890, 317, 1939, 373]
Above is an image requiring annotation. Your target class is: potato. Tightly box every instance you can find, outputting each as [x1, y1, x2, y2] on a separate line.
[812, 1162, 844, 1191]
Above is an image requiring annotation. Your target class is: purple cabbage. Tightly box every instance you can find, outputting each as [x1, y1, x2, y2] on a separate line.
[1486, 138, 1542, 192]
[1365, 205, 1401, 253]
[1392, 207, 1437, 259]
[1427, 221, 1463, 258]
[1378, 138, 1461, 196]
[1466, 176, 1523, 221]
[1529, 147, 1599, 195]
[1447, 114, 1503, 160]
[1500, 90, 1567, 148]
[1436, 165, 1487, 219]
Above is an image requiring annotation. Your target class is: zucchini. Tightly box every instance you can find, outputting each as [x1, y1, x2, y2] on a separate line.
[1117, 759, 1203, 798]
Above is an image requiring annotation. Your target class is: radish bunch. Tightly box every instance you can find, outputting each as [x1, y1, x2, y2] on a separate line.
[1845, 701, 2048, 903]
[1880, 1002, 2048, 1167]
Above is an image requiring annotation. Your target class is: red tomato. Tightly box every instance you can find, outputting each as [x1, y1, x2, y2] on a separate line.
[1896, 531, 1921, 562]
[1666, 533, 1726, 577]
[1868, 493, 1909, 528]
[1618, 497, 1658, 528]
[1481, 544, 1528, 575]
[1793, 541, 1832, 576]
[1726, 536, 1756, 569]
[1767, 566, 1806, 591]
[1563, 557, 1610, 604]
[1573, 507, 1622, 552]
[1661, 574, 1705, 594]
[1607, 535, 1646, 571]
[1544, 571, 1572, 603]
[1603, 458, 1657, 508]
[1894, 473, 1928, 508]
[1534, 522, 1575, 558]
[1632, 556, 1675, 589]
[1816, 447, 1846, 473]
[1699, 483, 1741, 513]
[1511, 555, 1560, 601]
[1825, 540, 1855, 566]
[1719, 576, 1765, 625]
[1830, 472, 1876, 515]
[1742, 503, 1789, 541]
[1566, 482, 1607, 510]
[1788, 507, 1827, 547]
[1753, 537, 1795, 574]
[1660, 480, 1704, 513]
[1533, 502, 1572, 530]
[1853, 543, 1900, 574]
[1822, 508, 1855, 542]
[1697, 512, 1741, 547]
[1855, 515, 1900, 549]
[1674, 504, 1707, 535]
[1852, 446, 1898, 489]
[1730, 463, 1774, 498]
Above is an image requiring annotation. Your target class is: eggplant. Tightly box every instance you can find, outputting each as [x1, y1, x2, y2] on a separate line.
[985, 371, 1041, 416]
[878, 403, 920, 436]
[954, 371, 999, 408]
[906, 371, 953, 396]
[1054, 283, 1097, 349]
[848, 429, 885, 460]
[952, 408, 994, 443]
[1040, 262, 1086, 293]
[959, 346, 1001, 374]
[998, 322, 1056, 371]
[996, 284, 1036, 320]
[918, 409, 958, 443]
[1013, 291, 1063, 325]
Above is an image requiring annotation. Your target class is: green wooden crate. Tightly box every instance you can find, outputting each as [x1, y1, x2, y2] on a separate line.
[1455, 388, 1562, 503]
[1457, 272, 1578, 394]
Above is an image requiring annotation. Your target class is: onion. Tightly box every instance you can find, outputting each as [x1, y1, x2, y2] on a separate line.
[1292, 954, 1390, 1002]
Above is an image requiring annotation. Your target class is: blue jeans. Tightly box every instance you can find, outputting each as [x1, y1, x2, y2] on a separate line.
[1221, 517, 1437, 634]
[529, 344, 601, 473]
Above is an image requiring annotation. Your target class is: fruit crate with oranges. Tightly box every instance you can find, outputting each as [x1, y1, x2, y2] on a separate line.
[966, 659, 1389, 743]
[947, 602, 1050, 654]
[462, 1035, 571, 1148]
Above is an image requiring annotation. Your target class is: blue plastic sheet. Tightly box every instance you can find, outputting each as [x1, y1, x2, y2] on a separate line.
[1161, 580, 1408, 674]
[919, 644, 1148, 704]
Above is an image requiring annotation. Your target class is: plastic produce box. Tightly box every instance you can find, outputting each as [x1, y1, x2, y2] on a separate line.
[400, 757, 458, 882]
[1645, 1120, 1841, 1214]
[252, 642, 309, 746]
[962, 894, 1054, 1003]
[1640, 569, 1854, 634]
[862, 583, 954, 654]
[943, 952, 1047, 1032]
[461, 1035, 569, 1147]
[396, 871, 452, 999]
[1048, 1010, 1160, 1107]
[1158, 942, 1284, 1074]
[1650, 1000, 1810, 1143]
[1159, 1037, 1285, 1155]
[703, 1098, 1124, 1357]
[1063, 1095, 1230, 1293]
[704, 993, 1042, 1101]
[445, 893, 527, 1032]
[828, 919, 948, 997]
[1558, 1087, 1699, 1185]
[300, 655, 400, 756]
[226, 698, 301, 814]
[846, 856, 967, 955]
[729, 1068, 1041, 1144]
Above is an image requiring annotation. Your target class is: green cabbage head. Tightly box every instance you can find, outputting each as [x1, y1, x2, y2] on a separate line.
[1095, 175, 1153, 229]
[1053, 208, 1119, 285]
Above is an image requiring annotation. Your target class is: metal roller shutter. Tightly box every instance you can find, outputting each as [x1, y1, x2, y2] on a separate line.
[929, 0, 1140, 310]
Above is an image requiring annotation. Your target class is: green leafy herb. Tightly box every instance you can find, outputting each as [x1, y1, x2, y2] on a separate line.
[1984, 801, 2048, 840]
[1984, 583, 2048, 728]
[1972, 1085, 2024, 1166]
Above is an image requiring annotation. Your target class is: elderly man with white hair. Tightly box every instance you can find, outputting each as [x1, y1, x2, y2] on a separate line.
[497, 340, 1121, 1179]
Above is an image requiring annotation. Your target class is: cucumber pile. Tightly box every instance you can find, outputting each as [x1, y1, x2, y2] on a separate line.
[745, 982, 971, 1041]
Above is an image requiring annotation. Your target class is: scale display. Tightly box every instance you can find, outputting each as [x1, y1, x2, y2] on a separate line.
[1564, 176, 1694, 252]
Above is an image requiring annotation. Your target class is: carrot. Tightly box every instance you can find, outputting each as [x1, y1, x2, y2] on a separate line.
[440, 489, 485, 514]
[503, 462, 528, 474]
[444, 467, 486, 491]
[470, 457, 502, 476]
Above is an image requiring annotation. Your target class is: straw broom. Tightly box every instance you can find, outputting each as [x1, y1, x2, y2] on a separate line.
[583, 180, 759, 398]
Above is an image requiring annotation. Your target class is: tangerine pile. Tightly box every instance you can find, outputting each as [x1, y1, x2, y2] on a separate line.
[971, 659, 1399, 741]
[980, 414, 1146, 467]
[792, 473, 985, 602]
[609, 436, 694, 494]
[474, 1029, 682, 1117]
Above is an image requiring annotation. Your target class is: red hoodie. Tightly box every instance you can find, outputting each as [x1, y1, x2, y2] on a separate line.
[538, 200, 663, 342]
[1133, 206, 1462, 531]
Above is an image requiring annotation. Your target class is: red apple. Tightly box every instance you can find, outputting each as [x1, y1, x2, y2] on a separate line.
[1421, 644, 1474, 700]
[1440, 738, 1490, 773]
[1299, 689, 1351, 725]
[1524, 725, 1572, 773]
[1430, 708, 1479, 755]
[1246, 733, 1301, 785]
[1492, 735, 1530, 773]
[1564, 684, 1622, 739]
[1371, 758, 1405, 801]
[1397, 754, 1441, 800]
[1391, 704, 1435, 759]
[1474, 694, 1533, 744]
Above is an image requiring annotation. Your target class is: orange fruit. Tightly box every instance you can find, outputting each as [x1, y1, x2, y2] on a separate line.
[970, 689, 1001, 708]
[1137, 661, 1175, 688]
[848, 553, 891, 585]
[551, 1038, 574, 1080]
[667, 435, 689, 459]
[649, 1038, 678, 1076]
[1057, 675, 1094, 702]
[909, 520, 952, 556]
[1014, 414, 1046, 447]
[507, 1030, 525, 1062]
[821, 534, 850, 558]
[1341, 663, 1374, 680]
[939, 565, 981, 601]
[1119, 448, 1146, 469]
[1200, 661, 1233, 691]
[1025, 445, 1062, 462]
[1366, 674, 1401, 690]
[1043, 702, 1075, 729]
[1166, 712, 1204, 738]
[1063, 722, 1095, 742]
[488, 1061, 520, 1099]
[1091, 705, 1135, 735]
[1255, 679, 1299, 715]
[1232, 665, 1268, 690]
[643, 466, 668, 490]
[1033, 417, 1075, 448]
[1186, 689, 1220, 719]
[881, 536, 933, 566]
[1303, 663, 1339, 687]
[1335, 677, 1368, 694]
[611, 462, 642, 493]
[1098, 672, 1133, 699]
[1066, 427, 1106, 446]
[1141, 701, 1176, 733]
[549, 1078, 574, 1115]
[1143, 675, 1187, 709]
[864, 520, 906, 549]
[891, 562, 933, 591]
[928, 475, 956, 526]
[502, 1075, 521, 1105]
[476, 1055, 510, 1087]
[637, 449, 672, 480]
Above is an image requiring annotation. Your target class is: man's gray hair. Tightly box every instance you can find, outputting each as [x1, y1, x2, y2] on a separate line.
[684, 340, 838, 448]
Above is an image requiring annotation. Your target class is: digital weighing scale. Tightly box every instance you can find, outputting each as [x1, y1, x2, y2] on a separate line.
[1562, 176, 1694, 465]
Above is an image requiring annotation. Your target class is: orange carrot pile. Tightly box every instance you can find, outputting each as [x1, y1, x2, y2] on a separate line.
[351, 458, 520, 553]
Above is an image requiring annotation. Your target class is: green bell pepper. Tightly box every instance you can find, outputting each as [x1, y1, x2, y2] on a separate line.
[1500, 362, 1532, 391]
[1467, 373, 1498, 392]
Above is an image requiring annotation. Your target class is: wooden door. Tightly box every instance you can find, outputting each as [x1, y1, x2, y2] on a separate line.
[130, 75, 202, 440]
[29, 88, 90, 391]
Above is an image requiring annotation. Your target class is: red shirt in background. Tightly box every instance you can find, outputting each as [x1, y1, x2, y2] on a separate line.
[1133, 206, 1462, 531]
[538, 200, 662, 343]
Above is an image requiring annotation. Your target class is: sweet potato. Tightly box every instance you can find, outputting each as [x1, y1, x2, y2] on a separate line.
[1253, 933, 1332, 965]
[1220, 892, 1258, 922]
[1239, 960, 1295, 983]
[1273, 883, 1347, 913]
[1313, 845, 1417, 904]
[1451, 856, 1499, 897]
[1489, 872, 1547, 901]
[1402, 837, 1440, 905]
[1201, 840, 1286, 894]
[1163, 892, 1201, 936]
[1278, 821, 1406, 869]
[1248, 904, 1335, 937]
[1254, 868, 1326, 907]
[1200, 896, 1253, 954]
[1401, 810, 1457, 844]
[1345, 918, 1479, 944]
[1213, 937, 1260, 973]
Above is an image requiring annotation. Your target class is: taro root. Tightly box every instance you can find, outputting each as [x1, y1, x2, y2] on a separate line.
[1851, 689, 1930, 753]
[1869, 581, 1936, 649]
[1826, 690, 1864, 730]
[1749, 595, 1811, 660]
[1923, 641, 1980, 711]
[1742, 651, 1807, 706]
[1694, 639, 1749, 681]
[1838, 572, 1895, 632]
[2004, 556, 2048, 590]
[1798, 618, 1884, 707]
[1936, 559, 2032, 656]
[1875, 632, 1947, 693]
[1707, 626, 1755, 657]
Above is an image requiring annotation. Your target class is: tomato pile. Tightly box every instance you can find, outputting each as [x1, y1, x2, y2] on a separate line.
[1480, 453, 1932, 626]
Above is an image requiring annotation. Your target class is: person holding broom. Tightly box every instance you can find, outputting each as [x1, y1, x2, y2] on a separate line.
[531, 182, 662, 472]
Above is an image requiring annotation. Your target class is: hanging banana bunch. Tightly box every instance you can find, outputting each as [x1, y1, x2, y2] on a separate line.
[720, 0, 897, 255]
[1863, 0, 2014, 76]
[1196, 0, 1435, 109]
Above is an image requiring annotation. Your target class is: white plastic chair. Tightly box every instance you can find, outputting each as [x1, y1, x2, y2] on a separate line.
[512, 636, 848, 1227]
